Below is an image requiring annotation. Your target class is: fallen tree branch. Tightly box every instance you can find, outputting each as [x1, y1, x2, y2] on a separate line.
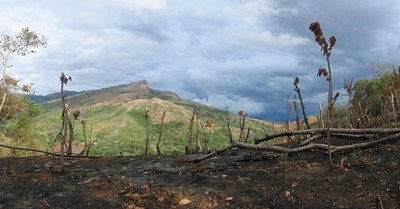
[298, 134, 325, 146]
[255, 132, 291, 144]
[179, 144, 236, 163]
[330, 133, 378, 139]
[0, 143, 100, 158]
[297, 133, 378, 147]
[255, 127, 400, 144]
[331, 133, 400, 152]
[183, 133, 400, 163]
[234, 141, 329, 153]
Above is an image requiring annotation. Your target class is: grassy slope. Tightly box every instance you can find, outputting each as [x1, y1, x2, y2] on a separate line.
[34, 98, 280, 156]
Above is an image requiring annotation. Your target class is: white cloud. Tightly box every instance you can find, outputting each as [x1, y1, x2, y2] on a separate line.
[233, 30, 310, 48]
[193, 94, 266, 115]
[112, 0, 167, 11]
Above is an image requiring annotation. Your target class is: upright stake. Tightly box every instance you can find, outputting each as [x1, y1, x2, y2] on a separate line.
[156, 111, 166, 155]
[144, 110, 150, 155]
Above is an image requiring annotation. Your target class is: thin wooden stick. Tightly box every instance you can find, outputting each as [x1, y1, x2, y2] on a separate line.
[0, 143, 100, 158]
[225, 106, 233, 144]
[377, 195, 385, 209]
[294, 78, 311, 129]
[179, 144, 236, 163]
[156, 111, 166, 155]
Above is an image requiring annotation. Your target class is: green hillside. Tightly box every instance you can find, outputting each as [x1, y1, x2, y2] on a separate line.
[32, 80, 282, 156]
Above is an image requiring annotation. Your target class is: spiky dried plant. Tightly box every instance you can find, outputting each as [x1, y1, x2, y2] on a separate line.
[309, 22, 337, 171]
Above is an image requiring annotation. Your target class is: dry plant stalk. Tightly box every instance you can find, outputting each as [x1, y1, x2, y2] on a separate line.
[186, 107, 196, 154]
[206, 120, 213, 152]
[293, 100, 301, 143]
[225, 106, 233, 143]
[196, 113, 203, 153]
[195, 112, 202, 153]
[144, 110, 150, 155]
[79, 120, 93, 156]
[156, 111, 166, 155]
[286, 96, 294, 144]
[57, 72, 72, 171]
[318, 102, 325, 128]
[343, 77, 354, 102]
[293, 100, 301, 131]
[244, 127, 251, 143]
[239, 110, 247, 142]
[293, 77, 311, 129]
[309, 21, 337, 171]
[200, 122, 208, 151]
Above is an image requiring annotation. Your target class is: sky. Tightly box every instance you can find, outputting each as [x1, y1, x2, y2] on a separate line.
[0, 0, 399, 121]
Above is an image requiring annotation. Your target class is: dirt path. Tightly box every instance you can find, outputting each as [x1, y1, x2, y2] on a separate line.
[0, 145, 399, 209]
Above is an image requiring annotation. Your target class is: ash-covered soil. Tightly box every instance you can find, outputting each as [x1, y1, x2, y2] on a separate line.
[1, 144, 399, 209]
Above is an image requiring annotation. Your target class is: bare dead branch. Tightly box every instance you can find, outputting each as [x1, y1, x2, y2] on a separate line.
[298, 134, 325, 146]
[0, 143, 99, 158]
[293, 77, 311, 129]
[182, 133, 400, 163]
[225, 106, 233, 143]
[254, 127, 400, 144]
[297, 133, 378, 147]
[179, 143, 237, 163]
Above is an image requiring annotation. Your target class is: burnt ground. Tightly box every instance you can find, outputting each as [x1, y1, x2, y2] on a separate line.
[0, 143, 400, 209]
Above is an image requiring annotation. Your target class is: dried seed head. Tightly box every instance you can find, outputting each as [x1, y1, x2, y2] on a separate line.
[323, 70, 328, 77]
[334, 92, 340, 99]
[329, 36, 336, 49]
[294, 77, 299, 85]
[309, 22, 332, 55]
[309, 22, 320, 33]
[317, 68, 328, 77]
[73, 110, 80, 120]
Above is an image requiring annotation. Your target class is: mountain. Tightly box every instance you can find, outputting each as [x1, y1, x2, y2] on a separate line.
[45, 80, 180, 107]
[33, 80, 282, 156]
[27, 90, 82, 103]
